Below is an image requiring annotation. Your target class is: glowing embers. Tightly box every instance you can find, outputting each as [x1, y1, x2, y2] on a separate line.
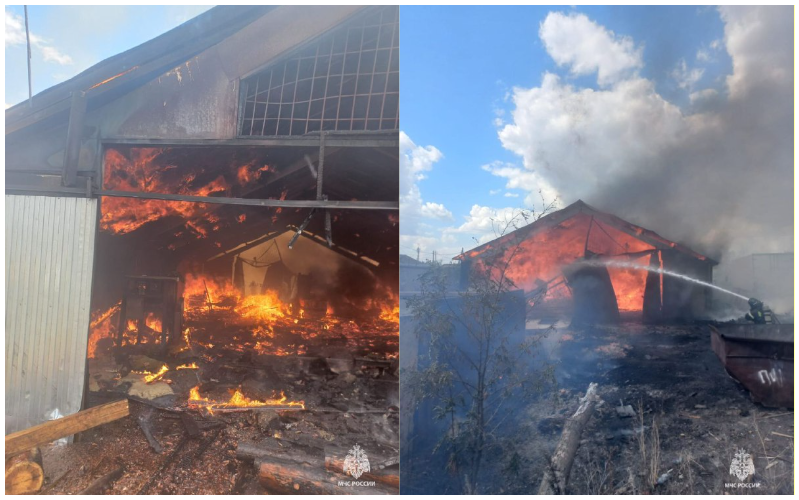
[188, 386, 305, 413]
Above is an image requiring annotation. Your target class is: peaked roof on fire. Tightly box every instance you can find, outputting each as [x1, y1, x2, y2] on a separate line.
[460, 200, 717, 265]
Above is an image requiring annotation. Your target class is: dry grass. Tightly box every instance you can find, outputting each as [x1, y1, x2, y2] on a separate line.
[752, 413, 794, 494]
[634, 401, 661, 492]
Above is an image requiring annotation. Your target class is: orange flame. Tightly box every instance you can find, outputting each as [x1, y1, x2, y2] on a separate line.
[143, 365, 169, 383]
[87, 301, 121, 358]
[145, 312, 162, 333]
[187, 386, 304, 410]
[99, 148, 267, 237]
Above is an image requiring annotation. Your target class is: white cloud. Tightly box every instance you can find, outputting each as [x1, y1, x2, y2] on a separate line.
[420, 202, 453, 220]
[5, 10, 73, 65]
[498, 7, 793, 258]
[481, 160, 560, 208]
[504, 192, 519, 198]
[399, 132, 454, 235]
[539, 11, 643, 86]
[671, 59, 704, 90]
[443, 205, 537, 247]
[400, 131, 443, 198]
[39, 45, 72, 65]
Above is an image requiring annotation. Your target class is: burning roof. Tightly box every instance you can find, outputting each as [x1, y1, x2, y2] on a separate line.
[459, 200, 716, 314]
[461, 200, 715, 264]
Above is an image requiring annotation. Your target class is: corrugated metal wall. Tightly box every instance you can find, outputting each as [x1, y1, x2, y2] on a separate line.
[5, 195, 98, 435]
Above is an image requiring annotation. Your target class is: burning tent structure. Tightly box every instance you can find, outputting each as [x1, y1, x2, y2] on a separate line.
[6, 5, 399, 494]
[459, 200, 717, 324]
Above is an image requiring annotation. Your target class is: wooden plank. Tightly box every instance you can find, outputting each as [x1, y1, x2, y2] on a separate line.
[5, 400, 129, 458]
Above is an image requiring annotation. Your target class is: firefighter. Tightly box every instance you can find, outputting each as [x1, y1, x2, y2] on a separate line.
[745, 297, 773, 324]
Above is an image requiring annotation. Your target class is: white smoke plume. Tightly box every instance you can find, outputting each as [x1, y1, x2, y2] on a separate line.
[497, 6, 793, 261]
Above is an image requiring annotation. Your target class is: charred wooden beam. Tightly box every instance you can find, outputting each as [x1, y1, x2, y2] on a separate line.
[201, 406, 306, 413]
[237, 440, 321, 465]
[136, 408, 163, 453]
[179, 413, 202, 438]
[5, 400, 129, 459]
[78, 462, 124, 495]
[97, 190, 398, 210]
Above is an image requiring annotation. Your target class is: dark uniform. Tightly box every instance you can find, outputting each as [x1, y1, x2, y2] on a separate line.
[745, 298, 773, 324]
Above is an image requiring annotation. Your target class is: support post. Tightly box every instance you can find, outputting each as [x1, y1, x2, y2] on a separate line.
[63, 91, 88, 187]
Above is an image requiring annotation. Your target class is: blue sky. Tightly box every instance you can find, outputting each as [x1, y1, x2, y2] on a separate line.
[5, 5, 210, 108]
[400, 6, 792, 262]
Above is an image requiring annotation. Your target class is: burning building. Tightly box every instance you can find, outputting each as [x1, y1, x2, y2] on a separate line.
[458, 200, 717, 324]
[6, 5, 399, 494]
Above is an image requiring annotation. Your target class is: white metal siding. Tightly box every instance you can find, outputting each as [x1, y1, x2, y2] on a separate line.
[5, 195, 97, 434]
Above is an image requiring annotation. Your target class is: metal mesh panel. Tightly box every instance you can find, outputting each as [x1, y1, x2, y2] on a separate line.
[240, 6, 399, 137]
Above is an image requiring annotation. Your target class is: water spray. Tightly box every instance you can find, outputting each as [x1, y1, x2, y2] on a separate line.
[575, 258, 750, 301]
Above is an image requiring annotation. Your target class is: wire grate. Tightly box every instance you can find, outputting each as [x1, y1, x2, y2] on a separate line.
[240, 6, 399, 137]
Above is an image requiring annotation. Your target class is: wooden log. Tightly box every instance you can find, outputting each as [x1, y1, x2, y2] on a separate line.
[257, 456, 395, 495]
[79, 463, 124, 495]
[538, 382, 600, 495]
[324, 446, 400, 489]
[5, 400, 129, 459]
[237, 441, 321, 466]
[5, 448, 43, 494]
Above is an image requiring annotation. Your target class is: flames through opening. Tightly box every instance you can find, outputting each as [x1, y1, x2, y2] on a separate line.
[87, 146, 399, 410]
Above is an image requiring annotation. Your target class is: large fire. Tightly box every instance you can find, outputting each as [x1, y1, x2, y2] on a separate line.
[469, 212, 656, 312]
[100, 148, 274, 237]
[87, 272, 399, 360]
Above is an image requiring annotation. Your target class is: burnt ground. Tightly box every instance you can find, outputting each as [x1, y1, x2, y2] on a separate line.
[37, 354, 399, 495]
[519, 322, 794, 495]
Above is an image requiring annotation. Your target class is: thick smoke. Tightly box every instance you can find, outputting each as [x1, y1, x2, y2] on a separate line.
[497, 6, 793, 262]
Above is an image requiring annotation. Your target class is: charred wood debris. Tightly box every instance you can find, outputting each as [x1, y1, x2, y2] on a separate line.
[34, 325, 399, 494]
